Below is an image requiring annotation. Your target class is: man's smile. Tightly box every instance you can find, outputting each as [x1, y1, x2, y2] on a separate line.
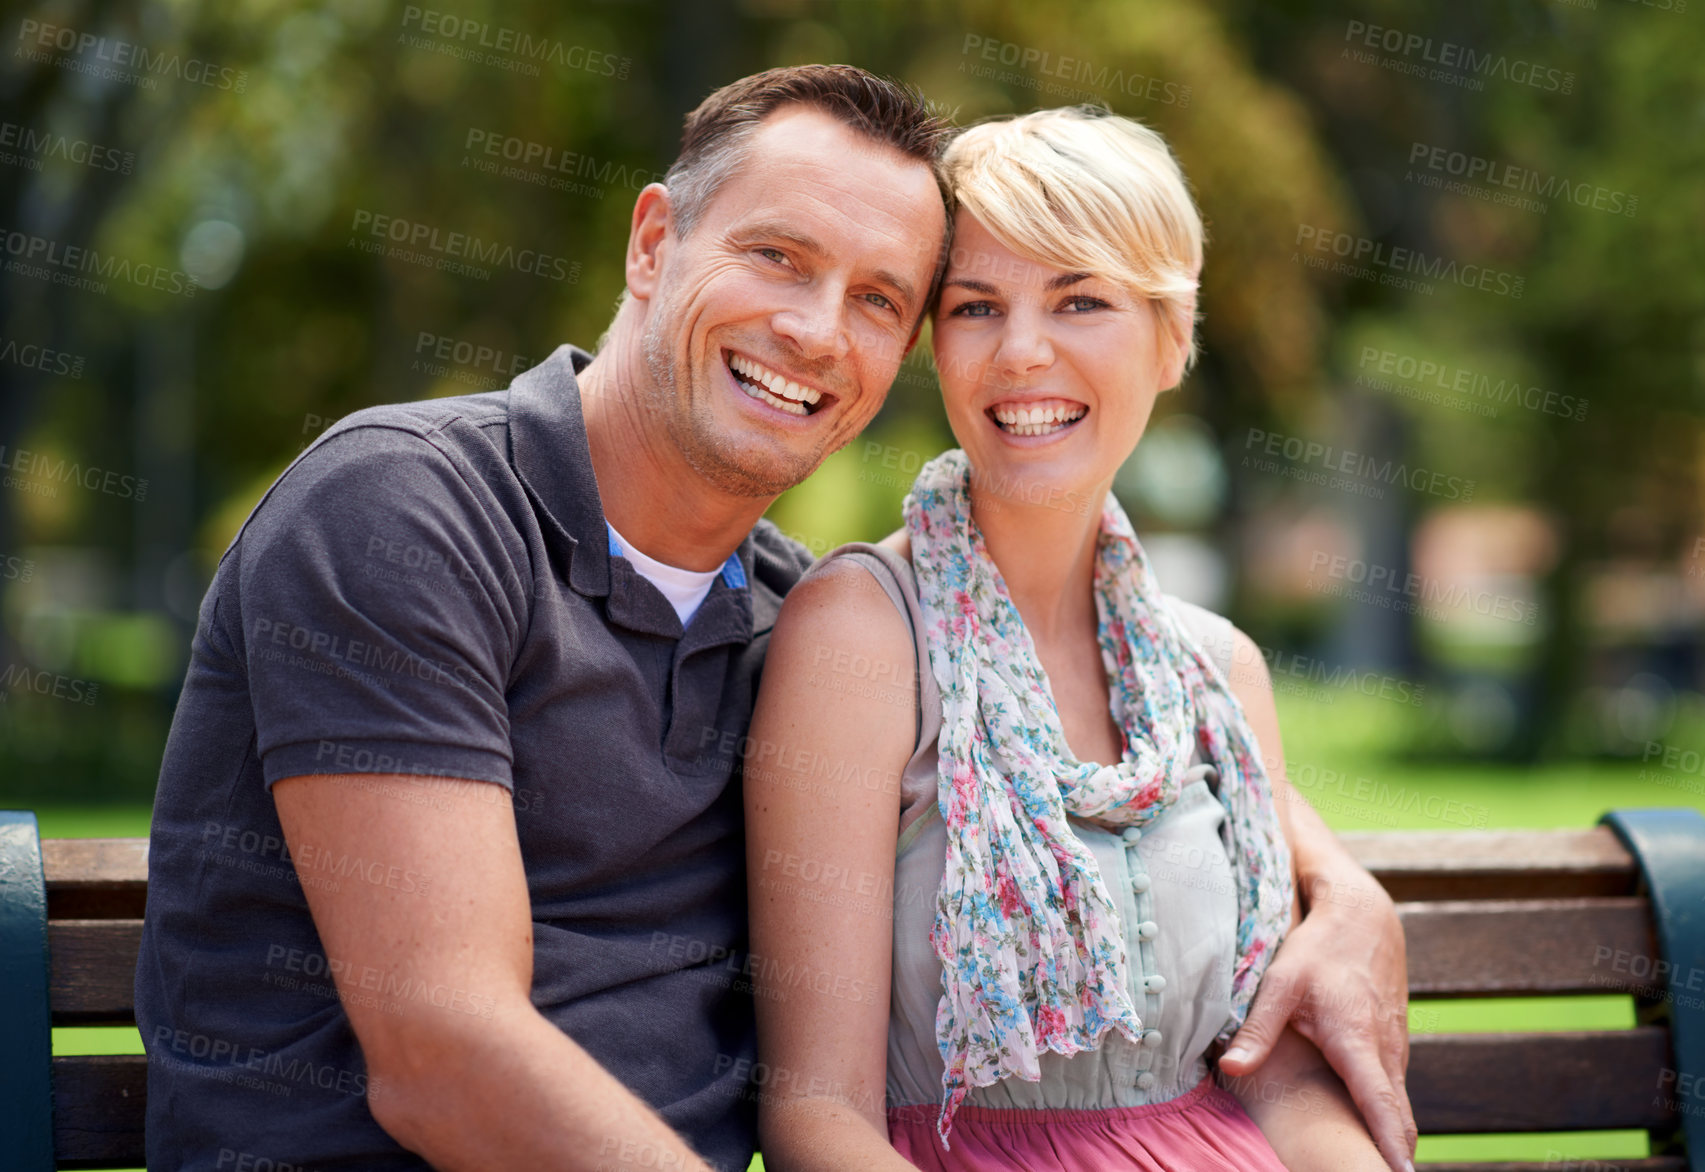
[723, 349, 832, 417]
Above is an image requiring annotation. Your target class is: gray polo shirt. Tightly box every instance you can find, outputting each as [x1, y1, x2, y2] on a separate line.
[135, 344, 809, 1172]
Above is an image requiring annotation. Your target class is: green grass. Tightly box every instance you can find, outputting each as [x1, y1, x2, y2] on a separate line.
[22, 726, 1697, 1169]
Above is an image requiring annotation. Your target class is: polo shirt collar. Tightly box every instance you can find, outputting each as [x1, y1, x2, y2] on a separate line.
[509, 344, 612, 597]
[606, 525, 748, 591]
[509, 343, 756, 615]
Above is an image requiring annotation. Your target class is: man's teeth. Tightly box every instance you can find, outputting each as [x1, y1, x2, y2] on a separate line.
[729, 354, 821, 416]
[990, 403, 1087, 436]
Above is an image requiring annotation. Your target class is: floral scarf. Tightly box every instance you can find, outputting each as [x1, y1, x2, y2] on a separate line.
[902, 449, 1293, 1149]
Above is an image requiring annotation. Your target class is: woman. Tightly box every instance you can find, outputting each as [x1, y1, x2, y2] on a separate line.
[744, 106, 1393, 1170]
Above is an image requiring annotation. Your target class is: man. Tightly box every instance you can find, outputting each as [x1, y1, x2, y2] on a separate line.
[136, 65, 1415, 1172]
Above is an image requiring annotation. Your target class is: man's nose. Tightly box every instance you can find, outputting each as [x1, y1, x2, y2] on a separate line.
[771, 283, 851, 363]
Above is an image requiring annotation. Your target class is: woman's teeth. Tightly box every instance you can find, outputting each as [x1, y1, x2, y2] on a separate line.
[990, 403, 1087, 437]
[729, 353, 821, 416]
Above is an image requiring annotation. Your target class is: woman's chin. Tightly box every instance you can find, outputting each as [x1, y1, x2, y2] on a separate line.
[964, 455, 1106, 520]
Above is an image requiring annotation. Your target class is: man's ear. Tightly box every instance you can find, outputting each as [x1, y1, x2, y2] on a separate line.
[626, 183, 672, 302]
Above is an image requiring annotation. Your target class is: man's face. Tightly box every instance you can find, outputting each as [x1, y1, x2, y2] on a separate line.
[638, 106, 946, 498]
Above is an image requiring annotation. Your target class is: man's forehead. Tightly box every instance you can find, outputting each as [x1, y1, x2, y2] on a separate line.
[721, 131, 943, 273]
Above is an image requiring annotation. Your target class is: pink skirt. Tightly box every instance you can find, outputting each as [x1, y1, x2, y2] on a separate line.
[886, 1074, 1288, 1172]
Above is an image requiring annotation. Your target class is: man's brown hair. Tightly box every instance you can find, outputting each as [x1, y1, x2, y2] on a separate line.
[664, 64, 956, 242]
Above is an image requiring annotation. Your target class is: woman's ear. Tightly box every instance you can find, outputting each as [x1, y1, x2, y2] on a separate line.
[1155, 292, 1196, 391]
[626, 183, 673, 302]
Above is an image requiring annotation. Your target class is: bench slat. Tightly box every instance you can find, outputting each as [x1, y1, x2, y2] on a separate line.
[42, 838, 148, 920]
[37, 829, 1642, 911]
[1410, 1028, 1675, 1132]
[49, 920, 142, 1025]
[52, 1053, 146, 1169]
[1402, 898, 1658, 997]
[1340, 827, 1639, 901]
[1417, 1163, 1686, 1172]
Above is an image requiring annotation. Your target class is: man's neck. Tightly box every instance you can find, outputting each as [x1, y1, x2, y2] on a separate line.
[576, 326, 774, 573]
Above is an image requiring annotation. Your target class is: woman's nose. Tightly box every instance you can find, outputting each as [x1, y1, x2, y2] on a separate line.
[993, 312, 1055, 377]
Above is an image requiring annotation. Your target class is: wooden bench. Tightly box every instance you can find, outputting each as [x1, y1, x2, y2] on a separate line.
[2, 808, 1702, 1170]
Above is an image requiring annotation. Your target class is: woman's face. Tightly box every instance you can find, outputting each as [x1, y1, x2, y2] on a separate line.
[931, 210, 1189, 513]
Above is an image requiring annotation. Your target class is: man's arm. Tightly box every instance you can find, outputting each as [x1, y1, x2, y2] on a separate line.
[1217, 627, 1418, 1172]
[273, 771, 713, 1172]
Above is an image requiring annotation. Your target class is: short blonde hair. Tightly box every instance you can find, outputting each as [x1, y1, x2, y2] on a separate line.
[941, 106, 1204, 371]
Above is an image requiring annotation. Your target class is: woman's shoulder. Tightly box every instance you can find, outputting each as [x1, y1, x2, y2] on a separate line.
[1159, 594, 1241, 682]
[773, 541, 916, 674]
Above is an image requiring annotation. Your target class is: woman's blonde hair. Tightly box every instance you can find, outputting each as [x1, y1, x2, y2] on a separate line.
[941, 105, 1204, 372]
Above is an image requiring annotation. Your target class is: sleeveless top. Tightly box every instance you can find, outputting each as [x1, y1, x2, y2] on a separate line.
[806, 542, 1245, 1113]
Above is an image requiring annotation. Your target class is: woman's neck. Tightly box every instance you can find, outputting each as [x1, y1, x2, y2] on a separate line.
[968, 482, 1109, 644]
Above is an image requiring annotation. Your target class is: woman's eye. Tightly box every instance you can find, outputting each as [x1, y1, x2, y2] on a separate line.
[951, 301, 994, 318]
[1064, 296, 1107, 312]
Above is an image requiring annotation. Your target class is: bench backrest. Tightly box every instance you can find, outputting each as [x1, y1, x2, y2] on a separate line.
[20, 824, 1704, 1170]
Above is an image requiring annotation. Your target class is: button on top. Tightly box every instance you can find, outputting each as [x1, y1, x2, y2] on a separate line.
[1143, 974, 1167, 993]
[1135, 1071, 1157, 1091]
[1120, 826, 1143, 844]
[1131, 872, 1151, 893]
[1136, 920, 1158, 941]
[1141, 1028, 1163, 1048]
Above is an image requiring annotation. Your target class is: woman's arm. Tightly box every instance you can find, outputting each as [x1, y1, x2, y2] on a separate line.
[744, 559, 921, 1172]
[1219, 626, 1415, 1172]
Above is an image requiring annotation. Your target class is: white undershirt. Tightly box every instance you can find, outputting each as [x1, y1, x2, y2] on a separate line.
[606, 522, 721, 626]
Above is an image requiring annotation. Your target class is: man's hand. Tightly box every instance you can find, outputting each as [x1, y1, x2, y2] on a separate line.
[1219, 845, 1416, 1172]
[1221, 625, 1417, 1172]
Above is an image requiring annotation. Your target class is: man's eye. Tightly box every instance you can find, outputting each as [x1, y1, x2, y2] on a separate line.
[757, 247, 788, 265]
[864, 292, 896, 312]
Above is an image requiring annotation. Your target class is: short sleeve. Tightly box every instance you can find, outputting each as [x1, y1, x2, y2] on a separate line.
[236, 425, 529, 789]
